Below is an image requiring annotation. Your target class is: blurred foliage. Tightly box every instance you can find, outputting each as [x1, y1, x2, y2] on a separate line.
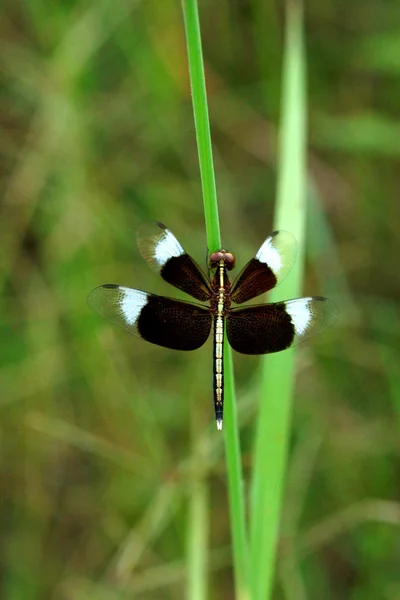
[1, 0, 400, 599]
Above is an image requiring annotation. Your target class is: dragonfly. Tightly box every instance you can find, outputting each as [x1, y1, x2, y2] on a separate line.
[88, 222, 337, 430]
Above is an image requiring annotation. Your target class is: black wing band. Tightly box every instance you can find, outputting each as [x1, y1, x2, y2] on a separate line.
[137, 222, 211, 301]
[227, 297, 338, 355]
[230, 231, 297, 304]
[88, 285, 212, 351]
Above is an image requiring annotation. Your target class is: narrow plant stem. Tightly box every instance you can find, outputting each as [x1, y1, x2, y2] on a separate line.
[181, 0, 220, 249]
[223, 341, 251, 600]
[181, 1, 250, 598]
[187, 471, 208, 600]
[250, 1, 307, 599]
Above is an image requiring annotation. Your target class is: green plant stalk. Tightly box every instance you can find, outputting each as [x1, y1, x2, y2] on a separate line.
[181, 1, 249, 598]
[250, 1, 307, 599]
[181, 0, 220, 250]
[187, 473, 209, 600]
[223, 341, 251, 600]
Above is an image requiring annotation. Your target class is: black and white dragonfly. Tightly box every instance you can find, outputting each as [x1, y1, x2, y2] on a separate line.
[88, 222, 337, 430]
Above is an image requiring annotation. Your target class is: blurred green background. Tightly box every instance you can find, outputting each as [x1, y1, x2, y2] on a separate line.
[1, 1, 400, 598]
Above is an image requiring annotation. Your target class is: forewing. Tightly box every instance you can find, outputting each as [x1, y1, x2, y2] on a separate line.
[137, 222, 211, 301]
[227, 296, 338, 355]
[230, 231, 297, 304]
[88, 284, 212, 351]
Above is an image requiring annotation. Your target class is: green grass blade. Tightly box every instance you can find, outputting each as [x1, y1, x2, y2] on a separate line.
[187, 471, 208, 600]
[181, 2, 249, 598]
[250, 1, 307, 599]
[181, 0, 220, 249]
[223, 343, 251, 600]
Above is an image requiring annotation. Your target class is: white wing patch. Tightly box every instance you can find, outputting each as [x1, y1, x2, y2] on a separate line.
[256, 237, 282, 275]
[286, 297, 312, 335]
[154, 229, 184, 267]
[119, 287, 148, 325]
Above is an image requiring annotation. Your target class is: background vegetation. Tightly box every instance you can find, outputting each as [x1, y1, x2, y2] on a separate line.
[1, 0, 400, 598]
